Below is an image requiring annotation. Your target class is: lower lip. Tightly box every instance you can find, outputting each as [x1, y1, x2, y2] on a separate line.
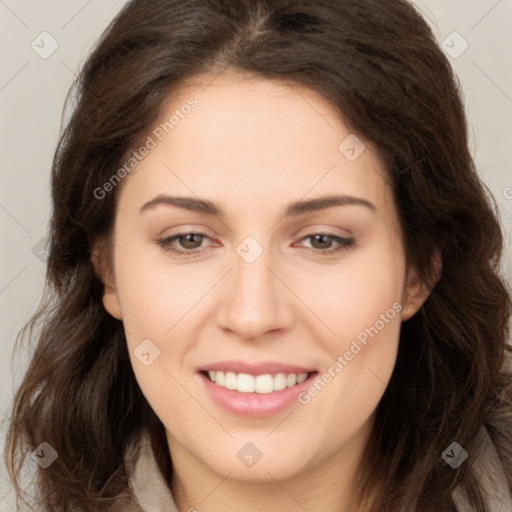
[198, 372, 317, 418]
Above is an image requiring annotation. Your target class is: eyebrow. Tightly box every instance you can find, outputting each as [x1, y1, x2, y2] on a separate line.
[139, 194, 377, 217]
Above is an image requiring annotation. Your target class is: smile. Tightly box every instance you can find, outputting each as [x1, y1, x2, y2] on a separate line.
[205, 370, 309, 393]
[197, 365, 319, 417]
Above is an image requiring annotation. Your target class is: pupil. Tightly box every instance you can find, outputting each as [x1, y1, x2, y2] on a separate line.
[182, 233, 202, 249]
[313, 234, 330, 249]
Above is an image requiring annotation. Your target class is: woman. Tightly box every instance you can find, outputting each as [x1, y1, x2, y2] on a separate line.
[5, 0, 512, 510]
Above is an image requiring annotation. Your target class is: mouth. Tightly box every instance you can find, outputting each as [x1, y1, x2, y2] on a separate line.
[200, 370, 316, 394]
[196, 363, 319, 418]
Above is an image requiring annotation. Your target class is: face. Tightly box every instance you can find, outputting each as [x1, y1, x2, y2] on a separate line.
[95, 71, 429, 485]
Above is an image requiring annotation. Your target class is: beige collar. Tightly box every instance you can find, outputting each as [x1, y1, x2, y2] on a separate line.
[125, 429, 179, 512]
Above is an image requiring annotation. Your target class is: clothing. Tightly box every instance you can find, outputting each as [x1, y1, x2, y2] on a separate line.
[123, 429, 179, 512]
[123, 426, 512, 511]
[451, 426, 512, 512]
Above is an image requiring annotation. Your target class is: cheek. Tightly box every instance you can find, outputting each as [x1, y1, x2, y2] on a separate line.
[302, 244, 405, 352]
[112, 245, 202, 426]
[110, 238, 205, 399]
[295, 236, 405, 413]
[113, 240, 212, 343]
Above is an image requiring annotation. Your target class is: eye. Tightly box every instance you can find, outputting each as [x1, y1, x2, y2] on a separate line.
[156, 232, 214, 256]
[296, 233, 355, 256]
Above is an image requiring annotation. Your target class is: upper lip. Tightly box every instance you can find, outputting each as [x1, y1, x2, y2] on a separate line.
[199, 360, 317, 376]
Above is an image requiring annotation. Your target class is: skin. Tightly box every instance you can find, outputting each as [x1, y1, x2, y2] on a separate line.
[93, 70, 434, 512]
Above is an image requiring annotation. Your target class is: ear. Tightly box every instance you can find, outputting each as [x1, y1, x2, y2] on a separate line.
[91, 238, 123, 320]
[401, 250, 442, 321]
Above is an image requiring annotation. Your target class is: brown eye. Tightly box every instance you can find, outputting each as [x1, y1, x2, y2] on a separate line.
[157, 232, 212, 256]
[298, 233, 355, 256]
[309, 234, 334, 250]
[178, 233, 205, 249]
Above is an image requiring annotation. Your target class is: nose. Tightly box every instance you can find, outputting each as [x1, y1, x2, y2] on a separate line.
[216, 243, 295, 341]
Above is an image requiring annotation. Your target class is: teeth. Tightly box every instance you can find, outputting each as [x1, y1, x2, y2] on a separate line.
[237, 373, 255, 392]
[274, 373, 287, 391]
[255, 374, 273, 393]
[286, 374, 297, 387]
[206, 371, 309, 393]
[297, 373, 308, 384]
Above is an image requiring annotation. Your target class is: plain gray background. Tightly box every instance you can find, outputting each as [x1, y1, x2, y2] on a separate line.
[1, 0, 511, 508]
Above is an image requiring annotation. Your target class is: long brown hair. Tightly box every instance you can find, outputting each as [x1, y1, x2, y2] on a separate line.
[5, 0, 512, 510]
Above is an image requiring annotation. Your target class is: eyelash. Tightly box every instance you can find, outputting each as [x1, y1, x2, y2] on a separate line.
[156, 232, 355, 257]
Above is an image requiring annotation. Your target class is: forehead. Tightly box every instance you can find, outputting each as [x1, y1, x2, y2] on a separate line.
[117, 71, 393, 219]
